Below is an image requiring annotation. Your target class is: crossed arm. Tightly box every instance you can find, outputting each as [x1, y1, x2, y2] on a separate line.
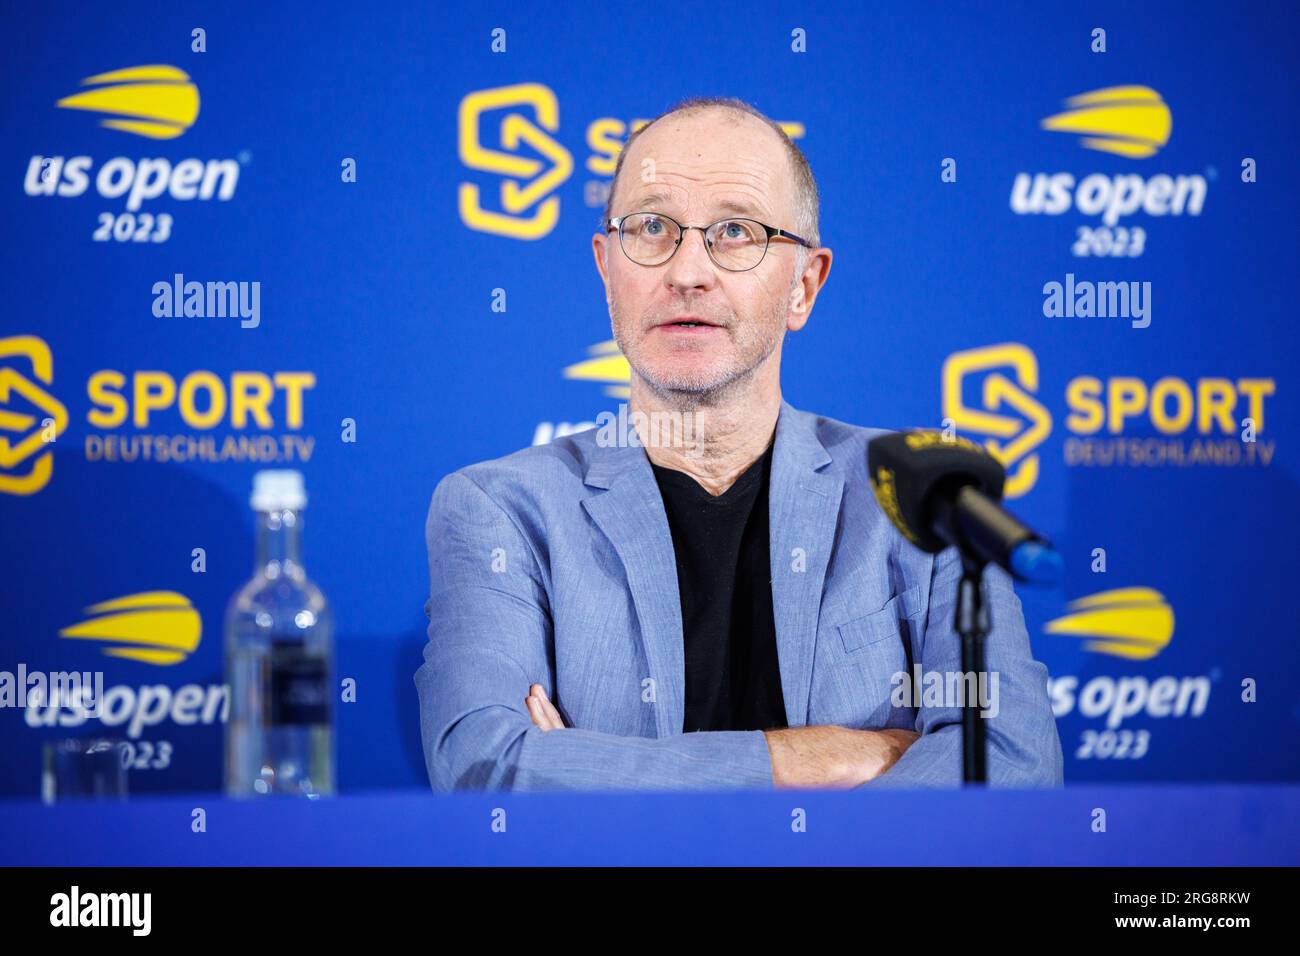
[415, 471, 1063, 792]
[524, 682, 920, 786]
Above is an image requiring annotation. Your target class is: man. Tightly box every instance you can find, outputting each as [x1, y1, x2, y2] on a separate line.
[415, 97, 1063, 791]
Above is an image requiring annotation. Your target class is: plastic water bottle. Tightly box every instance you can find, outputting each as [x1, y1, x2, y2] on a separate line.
[224, 470, 334, 798]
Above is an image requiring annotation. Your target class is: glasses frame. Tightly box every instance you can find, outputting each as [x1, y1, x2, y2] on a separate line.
[605, 211, 812, 272]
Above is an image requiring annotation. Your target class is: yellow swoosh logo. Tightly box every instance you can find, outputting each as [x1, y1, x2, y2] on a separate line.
[1045, 587, 1174, 659]
[1041, 86, 1171, 158]
[57, 64, 200, 140]
[60, 591, 202, 665]
[564, 341, 630, 398]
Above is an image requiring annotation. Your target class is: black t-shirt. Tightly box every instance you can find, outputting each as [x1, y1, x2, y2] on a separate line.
[650, 441, 788, 733]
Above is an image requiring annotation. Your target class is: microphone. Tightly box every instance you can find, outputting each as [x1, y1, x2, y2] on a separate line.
[867, 430, 1063, 585]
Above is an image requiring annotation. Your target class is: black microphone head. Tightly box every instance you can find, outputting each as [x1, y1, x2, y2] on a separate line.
[867, 430, 1006, 553]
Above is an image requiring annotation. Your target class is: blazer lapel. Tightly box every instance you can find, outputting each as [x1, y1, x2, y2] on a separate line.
[580, 399, 842, 737]
[768, 400, 843, 728]
[581, 442, 685, 738]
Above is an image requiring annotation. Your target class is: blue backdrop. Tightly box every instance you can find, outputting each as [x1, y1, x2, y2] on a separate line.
[1, 0, 1296, 796]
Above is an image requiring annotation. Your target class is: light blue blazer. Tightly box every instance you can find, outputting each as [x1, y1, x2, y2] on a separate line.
[415, 400, 1064, 791]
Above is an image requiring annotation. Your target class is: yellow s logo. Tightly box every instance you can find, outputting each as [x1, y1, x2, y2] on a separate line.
[459, 84, 573, 240]
[942, 343, 1051, 498]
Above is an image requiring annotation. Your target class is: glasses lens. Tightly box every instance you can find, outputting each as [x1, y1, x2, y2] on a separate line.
[620, 213, 680, 265]
[707, 219, 767, 271]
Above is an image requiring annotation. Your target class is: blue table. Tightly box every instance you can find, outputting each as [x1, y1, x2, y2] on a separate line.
[1, 785, 1295, 866]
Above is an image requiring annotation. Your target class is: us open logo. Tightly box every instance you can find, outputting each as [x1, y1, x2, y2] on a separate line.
[23, 63, 244, 243]
[1010, 85, 1208, 259]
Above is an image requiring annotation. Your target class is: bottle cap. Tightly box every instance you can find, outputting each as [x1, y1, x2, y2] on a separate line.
[250, 470, 306, 512]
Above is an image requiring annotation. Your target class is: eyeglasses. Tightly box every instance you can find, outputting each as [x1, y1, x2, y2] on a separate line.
[605, 211, 811, 272]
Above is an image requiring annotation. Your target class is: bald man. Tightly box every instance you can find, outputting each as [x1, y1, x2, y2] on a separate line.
[415, 96, 1063, 791]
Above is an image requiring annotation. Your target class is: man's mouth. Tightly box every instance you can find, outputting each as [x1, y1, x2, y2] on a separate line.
[657, 317, 722, 329]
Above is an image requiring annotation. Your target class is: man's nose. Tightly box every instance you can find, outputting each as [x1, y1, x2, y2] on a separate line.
[663, 228, 718, 293]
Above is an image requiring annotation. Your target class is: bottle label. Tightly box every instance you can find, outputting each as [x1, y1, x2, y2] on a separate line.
[270, 646, 330, 725]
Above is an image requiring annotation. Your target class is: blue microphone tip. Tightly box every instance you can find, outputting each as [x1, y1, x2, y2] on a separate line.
[1010, 540, 1064, 586]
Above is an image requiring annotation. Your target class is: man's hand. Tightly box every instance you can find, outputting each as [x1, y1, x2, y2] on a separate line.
[763, 725, 920, 788]
[525, 684, 566, 731]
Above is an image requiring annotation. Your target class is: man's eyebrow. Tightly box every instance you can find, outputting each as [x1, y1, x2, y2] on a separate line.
[631, 193, 769, 220]
[633, 191, 674, 210]
[712, 198, 768, 219]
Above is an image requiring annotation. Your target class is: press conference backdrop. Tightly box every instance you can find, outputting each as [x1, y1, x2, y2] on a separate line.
[1, 1, 1296, 797]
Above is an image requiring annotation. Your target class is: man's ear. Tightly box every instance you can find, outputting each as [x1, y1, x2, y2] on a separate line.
[788, 247, 832, 331]
[592, 232, 615, 313]
[788, 272, 808, 330]
[592, 231, 611, 285]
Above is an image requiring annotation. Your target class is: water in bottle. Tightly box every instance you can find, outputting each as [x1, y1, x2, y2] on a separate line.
[224, 470, 334, 797]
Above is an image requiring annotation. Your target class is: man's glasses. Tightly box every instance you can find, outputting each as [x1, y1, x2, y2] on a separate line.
[606, 212, 811, 272]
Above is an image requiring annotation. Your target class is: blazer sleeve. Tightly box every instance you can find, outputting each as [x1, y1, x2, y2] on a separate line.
[860, 548, 1065, 789]
[414, 471, 775, 792]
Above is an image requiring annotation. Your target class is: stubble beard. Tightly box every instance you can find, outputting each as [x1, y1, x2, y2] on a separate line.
[609, 294, 786, 408]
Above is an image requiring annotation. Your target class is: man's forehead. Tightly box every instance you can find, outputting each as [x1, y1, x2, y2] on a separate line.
[619, 114, 790, 220]
[629, 186, 772, 220]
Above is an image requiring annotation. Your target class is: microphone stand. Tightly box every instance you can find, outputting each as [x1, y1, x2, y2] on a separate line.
[955, 555, 990, 785]
[932, 490, 993, 784]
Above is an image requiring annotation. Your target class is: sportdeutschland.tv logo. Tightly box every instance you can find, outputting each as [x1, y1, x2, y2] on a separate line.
[1, 334, 319, 495]
[942, 343, 1276, 496]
